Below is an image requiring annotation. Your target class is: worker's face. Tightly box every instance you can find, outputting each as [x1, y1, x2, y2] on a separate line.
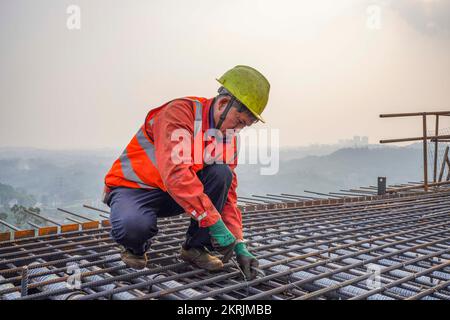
[214, 96, 257, 135]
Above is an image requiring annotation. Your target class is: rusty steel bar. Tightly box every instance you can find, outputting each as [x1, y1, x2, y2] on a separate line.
[23, 209, 62, 226]
[280, 193, 320, 200]
[65, 217, 83, 224]
[237, 196, 269, 204]
[0, 219, 22, 231]
[27, 221, 42, 229]
[83, 204, 110, 214]
[340, 189, 377, 195]
[380, 135, 450, 144]
[251, 195, 288, 203]
[304, 190, 344, 199]
[329, 192, 369, 197]
[57, 208, 95, 222]
[265, 194, 303, 201]
[406, 279, 450, 300]
[237, 199, 262, 205]
[380, 111, 450, 118]
[431, 139, 450, 142]
[386, 180, 450, 193]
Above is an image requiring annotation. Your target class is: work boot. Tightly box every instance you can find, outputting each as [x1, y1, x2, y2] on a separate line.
[180, 247, 224, 271]
[120, 247, 148, 270]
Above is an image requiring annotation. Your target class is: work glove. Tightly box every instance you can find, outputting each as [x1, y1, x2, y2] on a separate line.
[234, 241, 259, 280]
[208, 219, 236, 262]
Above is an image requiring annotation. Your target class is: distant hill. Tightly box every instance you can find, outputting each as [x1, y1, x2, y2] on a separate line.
[0, 149, 119, 208]
[0, 145, 429, 207]
[236, 147, 424, 197]
[0, 182, 36, 208]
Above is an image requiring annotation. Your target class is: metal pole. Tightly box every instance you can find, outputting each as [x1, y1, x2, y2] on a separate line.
[27, 221, 42, 229]
[24, 209, 62, 226]
[433, 115, 439, 183]
[380, 134, 450, 144]
[447, 157, 450, 181]
[386, 180, 450, 193]
[0, 219, 21, 231]
[438, 146, 449, 182]
[377, 177, 386, 195]
[423, 114, 428, 192]
[380, 111, 450, 118]
[83, 204, 110, 214]
[57, 208, 95, 222]
[280, 193, 320, 200]
[304, 190, 344, 199]
[251, 195, 287, 203]
[340, 189, 377, 195]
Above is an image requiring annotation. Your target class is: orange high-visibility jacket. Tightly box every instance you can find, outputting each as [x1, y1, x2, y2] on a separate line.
[104, 97, 243, 239]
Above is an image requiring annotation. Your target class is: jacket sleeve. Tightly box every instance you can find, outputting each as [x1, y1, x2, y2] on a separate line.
[221, 163, 243, 240]
[151, 100, 221, 228]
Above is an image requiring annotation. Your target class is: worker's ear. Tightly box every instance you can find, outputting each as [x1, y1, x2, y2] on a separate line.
[217, 96, 231, 111]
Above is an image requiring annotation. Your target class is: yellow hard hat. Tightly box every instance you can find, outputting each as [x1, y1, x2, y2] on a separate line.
[217, 65, 270, 123]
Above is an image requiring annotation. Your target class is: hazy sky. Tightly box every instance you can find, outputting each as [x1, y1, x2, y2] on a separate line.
[0, 0, 449, 149]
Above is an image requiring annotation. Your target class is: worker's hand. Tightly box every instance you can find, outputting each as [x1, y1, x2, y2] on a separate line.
[234, 242, 259, 280]
[208, 219, 236, 262]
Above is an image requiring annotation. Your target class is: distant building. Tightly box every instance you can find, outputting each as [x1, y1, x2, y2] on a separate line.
[338, 136, 369, 148]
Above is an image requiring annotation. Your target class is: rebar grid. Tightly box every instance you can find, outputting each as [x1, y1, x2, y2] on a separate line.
[0, 189, 449, 300]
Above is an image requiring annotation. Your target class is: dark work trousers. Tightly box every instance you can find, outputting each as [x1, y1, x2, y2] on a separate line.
[107, 164, 233, 255]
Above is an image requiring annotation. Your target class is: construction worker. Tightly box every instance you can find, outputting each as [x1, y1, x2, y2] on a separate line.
[103, 65, 270, 280]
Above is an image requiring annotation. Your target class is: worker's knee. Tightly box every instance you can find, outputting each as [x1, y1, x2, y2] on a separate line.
[111, 213, 158, 247]
[126, 217, 157, 242]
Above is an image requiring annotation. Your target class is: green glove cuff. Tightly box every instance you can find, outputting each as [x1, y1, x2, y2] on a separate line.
[208, 219, 236, 247]
[234, 242, 255, 258]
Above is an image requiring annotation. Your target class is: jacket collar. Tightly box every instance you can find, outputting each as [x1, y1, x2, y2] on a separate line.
[203, 97, 216, 131]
